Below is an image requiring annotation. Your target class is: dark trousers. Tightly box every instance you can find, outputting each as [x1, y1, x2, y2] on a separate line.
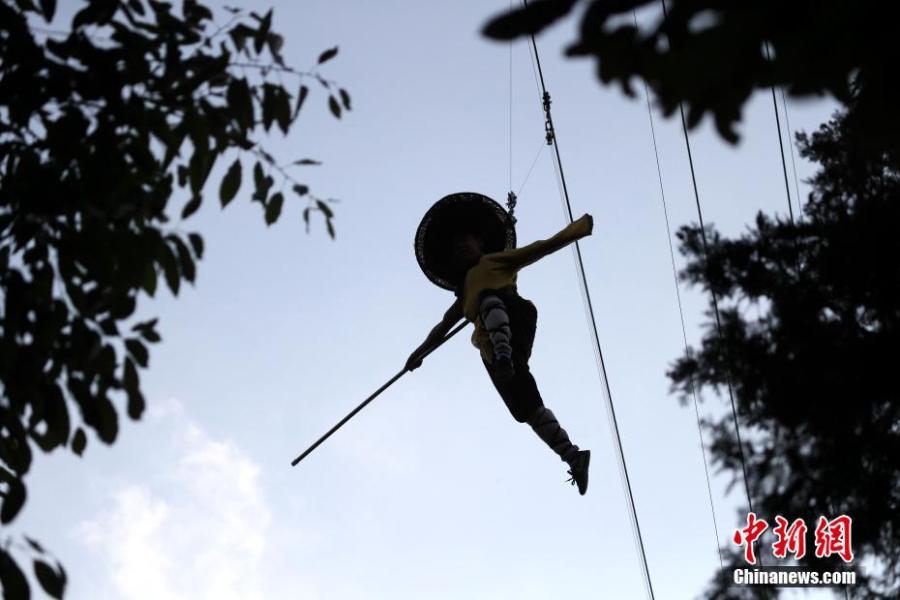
[480, 289, 544, 423]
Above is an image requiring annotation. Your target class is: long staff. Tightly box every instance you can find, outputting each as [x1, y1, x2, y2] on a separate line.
[290, 320, 469, 466]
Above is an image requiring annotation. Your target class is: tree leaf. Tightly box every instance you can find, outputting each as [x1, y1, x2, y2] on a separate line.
[123, 358, 139, 393]
[34, 560, 65, 599]
[124, 365, 147, 423]
[0, 427, 30, 474]
[28, 384, 69, 453]
[0, 476, 26, 524]
[92, 395, 119, 445]
[99, 317, 119, 337]
[184, 0, 213, 23]
[163, 124, 187, 168]
[39, 0, 56, 21]
[71, 428, 87, 456]
[159, 242, 180, 296]
[253, 161, 265, 189]
[262, 83, 276, 131]
[125, 339, 149, 368]
[188, 233, 204, 259]
[181, 195, 202, 219]
[226, 78, 254, 129]
[228, 23, 252, 52]
[293, 84, 308, 119]
[141, 262, 157, 297]
[127, 389, 146, 421]
[72, 0, 116, 29]
[136, 323, 161, 343]
[24, 537, 44, 554]
[130, 317, 158, 333]
[220, 159, 241, 207]
[292, 184, 308, 197]
[0, 548, 29, 600]
[274, 87, 291, 133]
[267, 33, 284, 54]
[316, 199, 334, 218]
[265, 192, 284, 225]
[252, 162, 274, 203]
[109, 293, 136, 320]
[328, 96, 341, 119]
[293, 159, 321, 166]
[177, 164, 189, 187]
[339, 88, 351, 110]
[317, 46, 338, 64]
[482, 0, 578, 40]
[170, 237, 195, 283]
[254, 9, 273, 53]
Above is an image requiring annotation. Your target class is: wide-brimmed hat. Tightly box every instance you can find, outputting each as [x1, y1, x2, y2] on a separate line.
[414, 192, 516, 291]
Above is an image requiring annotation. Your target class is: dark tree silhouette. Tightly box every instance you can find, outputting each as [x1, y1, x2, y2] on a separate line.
[0, 0, 349, 596]
[669, 108, 899, 598]
[483, 0, 900, 159]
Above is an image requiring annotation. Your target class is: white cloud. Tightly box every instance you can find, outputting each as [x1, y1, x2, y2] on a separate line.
[78, 400, 271, 600]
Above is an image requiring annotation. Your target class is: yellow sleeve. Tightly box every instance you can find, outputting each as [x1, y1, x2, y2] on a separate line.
[491, 215, 592, 270]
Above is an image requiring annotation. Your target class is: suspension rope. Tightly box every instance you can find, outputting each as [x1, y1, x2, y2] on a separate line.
[660, 0, 756, 516]
[516, 140, 545, 197]
[506, 0, 517, 221]
[523, 3, 655, 598]
[632, 12, 726, 585]
[508, 0, 513, 194]
[763, 42, 796, 222]
[504, 11, 547, 216]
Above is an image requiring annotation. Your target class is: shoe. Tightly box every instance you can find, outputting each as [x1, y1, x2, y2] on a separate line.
[493, 353, 515, 382]
[566, 450, 590, 495]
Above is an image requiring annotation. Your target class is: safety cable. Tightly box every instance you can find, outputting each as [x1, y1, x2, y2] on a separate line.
[631, 11, 727, 585]
[778, 86, 804, 216]
[763, 42, 796, 223]
[659, 0, 756, 518]
[523, 2, 656, 598]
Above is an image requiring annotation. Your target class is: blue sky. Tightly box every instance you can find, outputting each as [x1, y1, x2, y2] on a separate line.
[18, 1, 842, 598]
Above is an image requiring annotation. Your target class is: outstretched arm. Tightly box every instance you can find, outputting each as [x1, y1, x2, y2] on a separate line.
[494, 213, 594, 270]
[405, 298, 464, 371]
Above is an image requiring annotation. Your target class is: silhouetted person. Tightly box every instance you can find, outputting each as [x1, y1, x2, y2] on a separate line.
[408, 192, 592, 494]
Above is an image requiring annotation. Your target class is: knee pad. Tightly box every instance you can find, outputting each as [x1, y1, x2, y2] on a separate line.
[479, 294, 509, 330]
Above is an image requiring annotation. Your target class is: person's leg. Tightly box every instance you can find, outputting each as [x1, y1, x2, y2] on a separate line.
[526, 406, 580, 463]
[482, 292, 591, 493]
[478, 292, 514, 378]
[482, 346, 578, 463]
[526, 402, 590, 494]
[483, 358, 542, 423]
[483, 360, 590, 493]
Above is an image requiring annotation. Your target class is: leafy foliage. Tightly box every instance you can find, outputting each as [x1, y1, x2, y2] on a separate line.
[483, 0, 900, 155]
[0, 0, 349, 595]
[670, 110, 899, 597]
